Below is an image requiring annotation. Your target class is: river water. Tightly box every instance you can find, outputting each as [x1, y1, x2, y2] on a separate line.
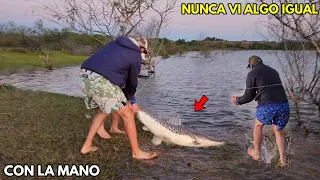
[1, 50, 319, 179]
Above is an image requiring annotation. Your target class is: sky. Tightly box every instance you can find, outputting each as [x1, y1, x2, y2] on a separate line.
[0, 0, 270, 41]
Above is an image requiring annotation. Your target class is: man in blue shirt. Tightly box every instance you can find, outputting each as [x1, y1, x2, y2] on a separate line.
[79, 35, 157, 160]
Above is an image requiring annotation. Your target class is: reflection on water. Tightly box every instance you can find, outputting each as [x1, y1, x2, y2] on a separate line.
[1, 50, 319, 179]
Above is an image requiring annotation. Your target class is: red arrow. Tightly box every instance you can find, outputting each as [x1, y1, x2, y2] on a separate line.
[194, 95, 209, 111]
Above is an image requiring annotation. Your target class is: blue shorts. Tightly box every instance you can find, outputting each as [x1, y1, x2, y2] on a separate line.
[256, 102, 290, 130]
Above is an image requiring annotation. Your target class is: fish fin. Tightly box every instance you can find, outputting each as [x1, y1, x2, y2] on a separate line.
[142, 126, 150, 131]
[167, 115, 182, 125]
[151, 136, 162, 145]
[192, 135, 202, 145]
[192, 141, 201, 145]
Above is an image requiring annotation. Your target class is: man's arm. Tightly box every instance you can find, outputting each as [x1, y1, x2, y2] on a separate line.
[236, 71, 257, 105]
[122, 57, 141, 103]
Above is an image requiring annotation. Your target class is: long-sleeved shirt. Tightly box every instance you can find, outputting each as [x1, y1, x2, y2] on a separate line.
[81, 36, 142, 101]
[237, 64, 288, 105]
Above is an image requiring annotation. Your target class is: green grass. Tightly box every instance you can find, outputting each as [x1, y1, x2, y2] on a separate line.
[0, 85, 153, 179]
[0, 50, 88, 73]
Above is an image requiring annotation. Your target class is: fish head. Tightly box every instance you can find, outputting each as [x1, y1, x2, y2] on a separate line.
[192, 133, 225, 147]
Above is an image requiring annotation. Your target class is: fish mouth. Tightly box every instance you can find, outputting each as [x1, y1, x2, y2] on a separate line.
[191, 131, 224, 143]
[195, 135, 218, 143]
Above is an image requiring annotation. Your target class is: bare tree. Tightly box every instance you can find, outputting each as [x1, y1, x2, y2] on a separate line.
[258, 0, 320, 116]
[34, 0, 157, 44]
[34, 0, 177, 74]
[198, 33, 229, 61]
[135, 0, 178, 75]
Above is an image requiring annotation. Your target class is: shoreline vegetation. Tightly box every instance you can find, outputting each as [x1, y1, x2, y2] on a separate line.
[1, 20, 319, 73]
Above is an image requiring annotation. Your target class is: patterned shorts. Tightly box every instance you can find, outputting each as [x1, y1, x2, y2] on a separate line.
[256, 102, 290, 131]
[80, 69, 127, 114]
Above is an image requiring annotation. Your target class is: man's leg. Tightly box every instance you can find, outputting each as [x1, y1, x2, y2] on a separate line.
[96, 108, 112, 139]
[81, 110, 109, 154]
[273, 102, 290, 167]
[248, 119, 264, 160]
[273, 125, 286, 167]
[117, 105, 157, 160]
[109, 112, 126, 134]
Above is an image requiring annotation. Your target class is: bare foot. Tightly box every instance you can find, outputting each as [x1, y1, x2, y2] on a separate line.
[97, 129, 112, 139]
[110, 128, 126, 134]
[247, 147, 260, 161]
[81, 146, 98, 154]
[132, 151, 158, 160]
[279, 160, 286, 168]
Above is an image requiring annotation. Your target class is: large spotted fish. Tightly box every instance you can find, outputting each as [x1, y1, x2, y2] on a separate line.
[136, 111, 225, 147]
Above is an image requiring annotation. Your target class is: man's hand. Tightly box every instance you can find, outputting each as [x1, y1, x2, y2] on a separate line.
[232, 96, 239, 107]
[132, 104, 140, 113]
[128, 101, 140, 113]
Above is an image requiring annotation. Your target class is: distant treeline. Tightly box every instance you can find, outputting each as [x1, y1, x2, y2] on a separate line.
[0, 20, 317, 58]
[0, 20, 111, 55]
